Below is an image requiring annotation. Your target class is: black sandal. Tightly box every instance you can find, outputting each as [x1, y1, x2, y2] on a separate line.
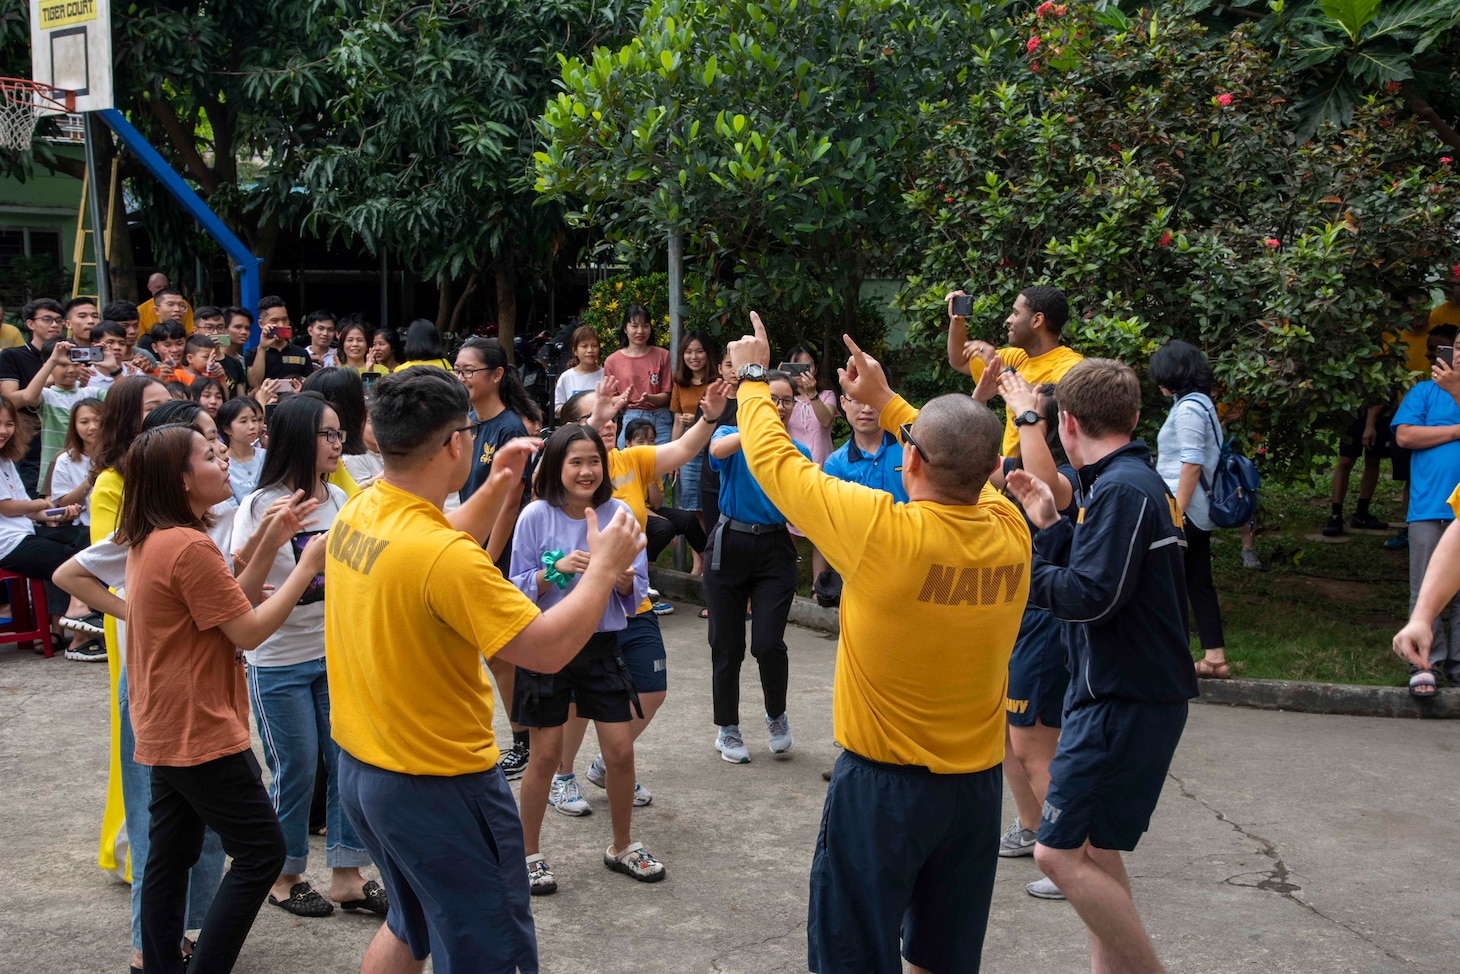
[268, 881, 334, 917]
[336, 879, 389, 916]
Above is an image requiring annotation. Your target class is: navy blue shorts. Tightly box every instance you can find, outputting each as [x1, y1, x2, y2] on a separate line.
[1005, 605, 1068, 729]
[618, 611, 668, 693]
[337, 751, 538, 974]
[808, 751, 1001, 973]
[1038, 699, 1188, 852]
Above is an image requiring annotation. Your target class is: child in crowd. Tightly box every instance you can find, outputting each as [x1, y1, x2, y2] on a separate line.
[627, 418, 707, 576]
[12, 338, 91, 493]
[670, 330, 717, 533]
[603, 305, 672, 446]
[48, 397, 103, 527]
[189, 377, 226, 418]
[232, 392, 386, 919]
[554, 325, 604, 420]
[782, 344, 838, 585]
[164, 334, 227, 391]
[149, 321, 188, 372]
[218, 397, 267, 505]
[509, 424, 659, 894]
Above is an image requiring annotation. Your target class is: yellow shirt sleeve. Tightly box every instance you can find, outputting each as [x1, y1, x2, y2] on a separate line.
[967, 346, 1029, 380]
[327, 466, 360, 498]
[736, 383, 895, 575]
[1448, 482, 1460, 520]
[90, 468, 124, 544]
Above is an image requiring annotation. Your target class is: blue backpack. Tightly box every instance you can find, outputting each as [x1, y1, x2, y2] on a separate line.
[1195, 406, 1260, 529]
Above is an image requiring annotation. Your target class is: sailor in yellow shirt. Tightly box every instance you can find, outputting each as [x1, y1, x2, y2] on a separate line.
[726, 313, 1030, 974]
[946, 286, 1084, 456]
[323, 367, 644, 973]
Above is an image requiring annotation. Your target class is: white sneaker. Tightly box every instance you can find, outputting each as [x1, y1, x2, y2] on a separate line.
[998, 818, 1037, 857]
[716, 726, 751, 764]
[1026, 876, 1065, 900]
[547, 774, 592, 816]
[647, 586, 661, 598]
[585, 753, 653, 805]
[765, 712, 793, 753]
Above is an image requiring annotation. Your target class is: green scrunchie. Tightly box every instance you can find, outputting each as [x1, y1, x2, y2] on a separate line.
[541, 549, 575, 589]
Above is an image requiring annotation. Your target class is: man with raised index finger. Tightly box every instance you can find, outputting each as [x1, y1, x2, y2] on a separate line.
[725, 313, 1031, 974]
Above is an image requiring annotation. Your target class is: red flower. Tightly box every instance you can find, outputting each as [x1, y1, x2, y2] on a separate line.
[1055, 4, 1067, 13]
[1452, 263, 1460, 279]
[944, 196, 955, 203]
[1383, 81, 1402, 93]
[1029, 61, 1040, 72]
[1264, 238, 1280, 248]
[1027, 35, 1041, 53]
[1035, 1, 1055, 15]
[1066, 115, 1076, 123]
[935, 183, 944, 189]
[1158, 231, 1172, 247]
[1215, 93, 1233, 107]
[1442, 157, 1454, 165]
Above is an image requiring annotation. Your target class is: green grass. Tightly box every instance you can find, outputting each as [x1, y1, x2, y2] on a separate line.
[654, 474, 1416, 687]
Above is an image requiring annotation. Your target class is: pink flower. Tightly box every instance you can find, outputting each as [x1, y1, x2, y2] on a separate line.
[944, 196, 955, 203]
[1035, 1, 1055, 15]
[1215, 93, 1233, 107]
[1066, 115, 1076, 122]
[1027, 35, 1041, 53]
[1442, 157, 1454, 165]
[1055, 4, 1067, 13]
[1451, 263, 1460, 280]
[1029, 61, 1040, 72]
[1264, 238, 1280, 248]
[1158, 231, 1172, 247]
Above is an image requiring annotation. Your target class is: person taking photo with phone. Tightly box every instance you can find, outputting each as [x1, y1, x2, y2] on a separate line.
[245, 296, 315, 394]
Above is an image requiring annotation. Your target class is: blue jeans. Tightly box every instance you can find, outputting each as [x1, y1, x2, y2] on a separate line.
[619, 407, 672, 447]
[118, 666, 225, 952]
[247, 657, 370, 874]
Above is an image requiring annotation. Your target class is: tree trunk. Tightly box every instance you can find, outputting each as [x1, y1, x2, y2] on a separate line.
[496, 260, 517, 365]
[435, 278, 452, 333]
[1404, 88, 1460, 152]
[94, 132, 138, 302]
[448, 269, 481, 336]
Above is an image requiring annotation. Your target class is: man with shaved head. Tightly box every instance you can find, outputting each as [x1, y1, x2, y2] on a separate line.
[136, 272, 195, 334]
[726, 314, 1031, 974]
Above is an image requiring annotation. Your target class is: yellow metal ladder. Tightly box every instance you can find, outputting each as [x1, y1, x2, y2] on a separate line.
[71, 157, 118, 298]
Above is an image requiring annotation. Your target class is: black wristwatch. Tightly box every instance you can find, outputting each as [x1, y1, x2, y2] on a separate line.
[1013, 409, 1041, 428]
[737, 363, 769, 383]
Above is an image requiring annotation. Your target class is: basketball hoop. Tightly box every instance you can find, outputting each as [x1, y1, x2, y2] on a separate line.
[0, 77, 76, 152]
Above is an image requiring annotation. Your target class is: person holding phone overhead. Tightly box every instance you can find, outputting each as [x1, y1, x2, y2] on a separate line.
[245, 296, 316, 395]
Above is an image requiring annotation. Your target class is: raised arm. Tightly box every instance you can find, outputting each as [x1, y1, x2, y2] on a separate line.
[446, 438, 540, 547]
[946, 291, 973, 377]
[653, 382, 728, 476]
[9, 340, 70, 410]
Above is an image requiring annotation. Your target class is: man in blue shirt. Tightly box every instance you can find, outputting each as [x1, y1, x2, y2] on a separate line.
[704, 371, 811, 765]
[1393, 324, 1460, 685]
[822, 392, 908, 503]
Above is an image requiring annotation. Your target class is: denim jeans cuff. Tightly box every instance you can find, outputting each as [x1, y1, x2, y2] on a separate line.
[281, 854, 309, 875]
[325, 845, 373, 869]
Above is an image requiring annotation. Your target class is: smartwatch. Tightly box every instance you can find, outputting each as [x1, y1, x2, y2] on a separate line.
[1013, 409, 1041, 428]
[737, 363, 769, 383]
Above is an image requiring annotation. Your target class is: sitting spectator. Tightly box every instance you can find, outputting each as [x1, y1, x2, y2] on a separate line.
[47, 396, 103, 525]
[217, 397, 266, 504]
[1392, 324, 1460, 688]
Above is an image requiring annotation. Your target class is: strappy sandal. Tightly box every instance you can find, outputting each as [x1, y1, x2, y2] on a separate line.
[1409, 670, 1438, 698]
[1194, 658, 1230, 679]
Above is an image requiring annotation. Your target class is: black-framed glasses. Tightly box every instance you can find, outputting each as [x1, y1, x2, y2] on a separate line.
[899, 422, 930, 463]
[770, 395, 795, 408]
[316, 429, 349, 446]
[452, 365, 491, 379]
[443, 421, 482, 446]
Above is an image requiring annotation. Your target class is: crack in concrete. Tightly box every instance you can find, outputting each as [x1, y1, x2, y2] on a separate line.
[1168, 772, 1409, 965]
[708, 922, 805, 972]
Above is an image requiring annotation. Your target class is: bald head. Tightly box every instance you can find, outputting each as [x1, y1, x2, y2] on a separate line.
[910, 395, 1002, 504]
[147, 273, 169, 296]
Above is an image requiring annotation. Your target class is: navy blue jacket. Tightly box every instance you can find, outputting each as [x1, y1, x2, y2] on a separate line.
[1028, 441, 1200, 710]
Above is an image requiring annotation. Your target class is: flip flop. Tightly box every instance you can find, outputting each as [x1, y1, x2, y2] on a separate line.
[1409, 670, 1438, 698]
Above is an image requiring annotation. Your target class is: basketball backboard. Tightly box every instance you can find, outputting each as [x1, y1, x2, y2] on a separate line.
[28, 0, 112, 114]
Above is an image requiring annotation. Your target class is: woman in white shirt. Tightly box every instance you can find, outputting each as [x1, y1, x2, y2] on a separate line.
[231, 392, 386, 918]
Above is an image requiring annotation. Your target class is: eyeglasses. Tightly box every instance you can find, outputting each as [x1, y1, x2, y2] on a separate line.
[316, 429, 349, 446]
[770, 395, 795, 408]
[31, 315, 61, 325]
[899, 422, 930, 463]
[443, 420, 482, 446]
[452, 366, 492, 379]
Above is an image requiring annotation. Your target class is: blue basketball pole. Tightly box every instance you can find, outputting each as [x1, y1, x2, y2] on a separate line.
[96, 108, 264, 346]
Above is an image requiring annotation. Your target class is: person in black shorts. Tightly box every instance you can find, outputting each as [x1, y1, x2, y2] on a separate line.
[1006, 358, 1198, 974]
[1322, 405, 1393, 536]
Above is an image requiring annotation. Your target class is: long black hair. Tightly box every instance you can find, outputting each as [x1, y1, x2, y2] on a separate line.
[301, 367, 366, 456]
[403, 319, 444, 361]
[533, 423, 613, 509]
[215, 396, 261, 448]
[254, 391, 335, 501]
[143, 400, 204, 432]
[457, 337, 541, 425]
[673, 330, 718, 387]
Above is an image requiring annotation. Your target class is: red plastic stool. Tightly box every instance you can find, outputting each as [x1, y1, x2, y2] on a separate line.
[0, 568, 55, 658]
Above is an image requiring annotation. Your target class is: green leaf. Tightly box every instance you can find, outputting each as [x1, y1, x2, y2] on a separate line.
[1347, 46, 1414, 84]
[1318, 0, 1381, 40]
[660, 50, 676, 71]
[702, 55, 717, 85]
[1295, 73, 1359, 141]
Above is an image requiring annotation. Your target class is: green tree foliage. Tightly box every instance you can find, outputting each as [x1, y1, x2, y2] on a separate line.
[898, 4, 1460, 479]
[297, 0, 642, 347]
[534, 0, 963, 365]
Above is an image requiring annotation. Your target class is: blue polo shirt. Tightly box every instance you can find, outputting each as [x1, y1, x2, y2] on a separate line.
[822, 431, 908, 502]
[710, 424, 811, 525]
[1393, 380, 1460, 522]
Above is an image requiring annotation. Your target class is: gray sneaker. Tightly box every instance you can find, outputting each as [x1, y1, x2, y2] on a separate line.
[998, 818, 1037, 858]
[716, 725, 751, 764]
[1240, 547, 1263, 570]
[548, 774, 592, 816]
[585, 753, 652, 805]
[1026, 876, 1065, 900]
[765, 712, 794, 754]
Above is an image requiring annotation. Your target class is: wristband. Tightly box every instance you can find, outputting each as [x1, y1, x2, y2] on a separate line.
[541, 549, 575, 589]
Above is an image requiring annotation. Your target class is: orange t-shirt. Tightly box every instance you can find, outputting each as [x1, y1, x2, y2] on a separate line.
[670, 380, 713, 417]
[124, 526, 254, 767]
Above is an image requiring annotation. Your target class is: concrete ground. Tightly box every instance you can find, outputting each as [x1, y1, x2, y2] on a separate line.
[2, 609, 1457, 973]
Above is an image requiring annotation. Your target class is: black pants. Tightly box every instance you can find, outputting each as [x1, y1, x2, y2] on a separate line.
[646, 507, 707, 562]
[0, 523, 87, 615]
[142, 750, 286, 974]
[1183, 520, 1225, 649]
[702, 523, 797, 727]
